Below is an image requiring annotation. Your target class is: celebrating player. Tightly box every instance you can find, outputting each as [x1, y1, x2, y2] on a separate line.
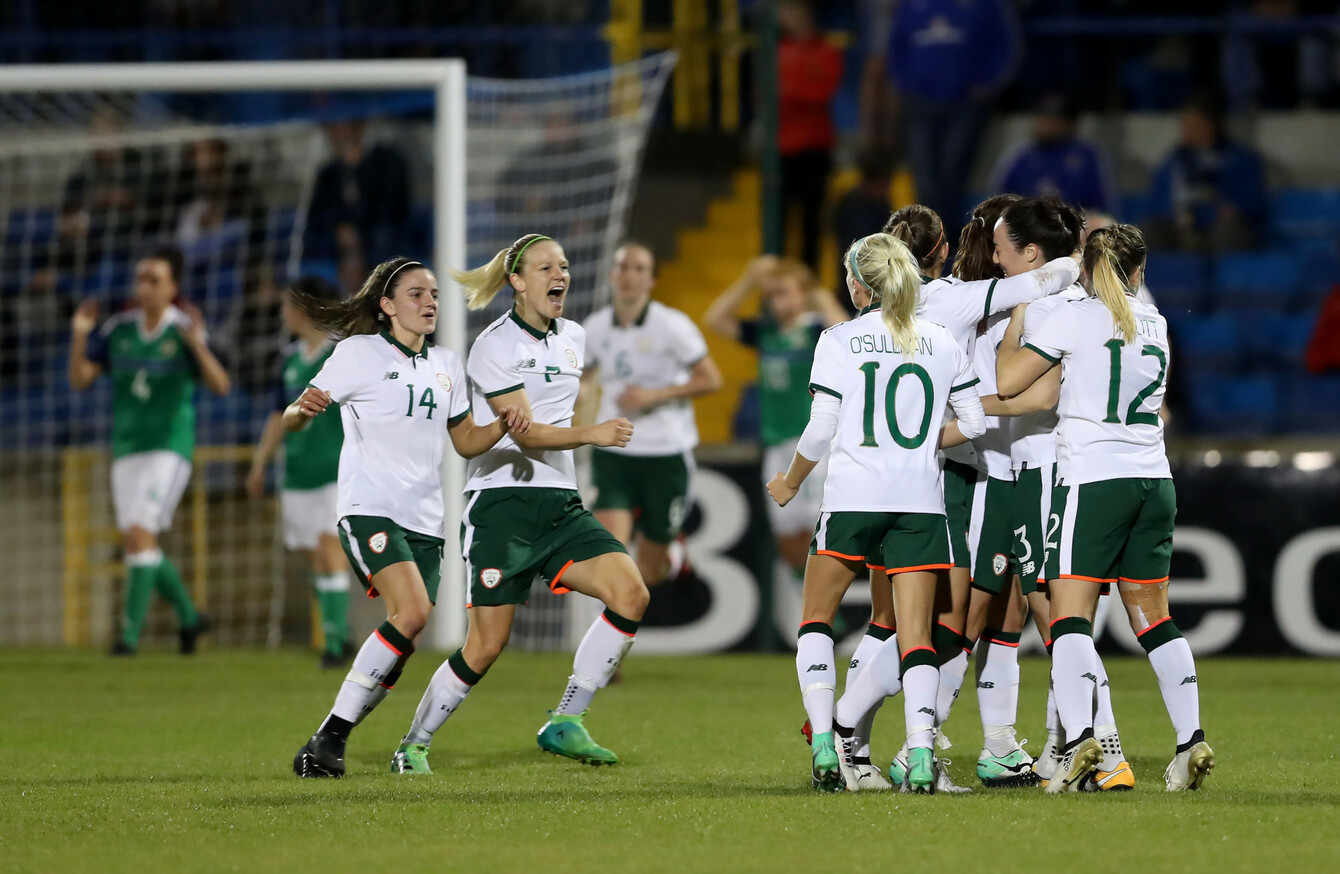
[247, 276, 353, 669]
[581, 242, 723, 586]
[767, 232, 985, 793]
[996, 223, 1214, 793]
[290, 257, 529, 778]
[69, 245, 228, 655]
[391, 234, 648, 773]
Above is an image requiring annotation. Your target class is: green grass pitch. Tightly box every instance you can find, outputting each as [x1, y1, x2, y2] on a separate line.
[3, 650, 1337, 873]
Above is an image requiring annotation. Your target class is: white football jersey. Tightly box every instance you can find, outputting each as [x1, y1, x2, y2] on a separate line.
[973, 315, 1014, 480]
[1009, 284, 1089, 471]
[310, 331, 471, 538]
[919, 256, 1080, 467]
[808, 308, 983, 514]
[583, 300, 708, 456]
[1026, 296, 1172, 484]
[465, 310, 586, 492]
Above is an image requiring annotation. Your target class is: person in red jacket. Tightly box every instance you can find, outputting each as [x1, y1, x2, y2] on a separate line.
[777, 0, 843, 272]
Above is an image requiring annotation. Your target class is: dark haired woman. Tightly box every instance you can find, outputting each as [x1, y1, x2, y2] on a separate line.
[290, 257, 530, 778]
[247, 277, 355, 669]
[997, 224, 1213, 793]
[69, 245, 230, 656]
[391, 234, 650, 774]
[849, 200, 1078, 790]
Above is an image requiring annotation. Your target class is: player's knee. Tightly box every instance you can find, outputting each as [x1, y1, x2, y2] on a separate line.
[468, 627, 511, 666]
[611, 574, 650, 620]
[393, 600, 432, 639]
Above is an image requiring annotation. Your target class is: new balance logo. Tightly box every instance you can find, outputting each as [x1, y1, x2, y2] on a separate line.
[1081, 672, 1098, 682]
[1101, 680, 1110, 687]
[849, 659, 859, 670]
[977, 681, 995, 689]
[1180, 675, 1198, 685]
[383, 371, 399, 380]
[806, 664, 829, 672]
[917, 707, 935, 716]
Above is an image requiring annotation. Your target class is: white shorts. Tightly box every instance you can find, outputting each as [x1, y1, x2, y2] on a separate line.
[110, 450, 192, 535]
[763, 438, 828, 538]
[280, 483, 340, 551]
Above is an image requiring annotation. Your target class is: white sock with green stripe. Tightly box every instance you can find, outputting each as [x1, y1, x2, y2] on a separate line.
[555, 608, 639, 716]
[1050, 617, 1098, 748]
[834, 633, 900, 732]
[1138, 619, 1201, 747]
[901, 647, 940, 750]
[327, 621, 412, 728]
[976, 629, 1022, 756]
[405, 649, 483, 744]
[844, 623, 895, 757]
[796, 622, 837, 735]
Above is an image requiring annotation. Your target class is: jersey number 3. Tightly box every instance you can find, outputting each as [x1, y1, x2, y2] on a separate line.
[1103, 340, 1166, 426]
[858, 361, 934, 449]
[404, 385, 438, 419]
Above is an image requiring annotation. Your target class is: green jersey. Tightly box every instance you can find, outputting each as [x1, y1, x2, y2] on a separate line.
[740, 315, 824, 447]
[274, 340, 343, 491]
[88, 307, 201, 460]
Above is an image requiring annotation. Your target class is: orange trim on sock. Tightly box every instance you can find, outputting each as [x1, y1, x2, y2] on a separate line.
[1056, 574, 1117, 583]
[1119, 575, 1169, 585]
[379, 682, 394, 690]
[817, 549, 864, 562]
[548, 560, 575, 595]
[600, 613, 636, 638]
[886, 563, 952, 575]
[986, 637, 1020, 648]
[1043, 638, 1052, 647]
[900, 645, 936, 657]
[935, 621, 964, 637]
[869, 621, 896, 631]
[373, 629, 403, 656]
[1136, 616, 1174, 637]
[1048, 615, 1087, 628]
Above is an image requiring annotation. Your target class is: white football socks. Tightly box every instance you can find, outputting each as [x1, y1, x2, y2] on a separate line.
[796, 624, 837, 735]
[556, 608, 638, 716]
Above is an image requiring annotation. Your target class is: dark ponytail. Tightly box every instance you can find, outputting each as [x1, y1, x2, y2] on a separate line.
[881, 204, 945, 272]
[952, 193, 1022, 282]
[999, 196, 1084, 262]
[291, 256, 422, 338]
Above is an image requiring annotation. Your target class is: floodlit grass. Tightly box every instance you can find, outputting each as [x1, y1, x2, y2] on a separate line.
[2, 651, 1336, 873]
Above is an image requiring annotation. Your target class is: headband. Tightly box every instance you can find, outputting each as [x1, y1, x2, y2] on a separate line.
[510, 235, 553, 274]
[847, 235, 872, 288]
[931, 226, 945, 255]
[383, 260, 423, 296]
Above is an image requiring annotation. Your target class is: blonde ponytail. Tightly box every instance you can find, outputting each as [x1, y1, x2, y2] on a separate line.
[846, 233, 923, 357]
[1082, 224, 1147, 344]
[451, 232, 553, 311]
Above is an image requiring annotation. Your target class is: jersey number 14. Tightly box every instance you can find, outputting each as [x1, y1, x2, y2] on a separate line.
[404, 385, 438, 419]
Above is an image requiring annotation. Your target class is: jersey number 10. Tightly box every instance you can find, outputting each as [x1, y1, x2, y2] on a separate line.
[857, 361, 934, 450]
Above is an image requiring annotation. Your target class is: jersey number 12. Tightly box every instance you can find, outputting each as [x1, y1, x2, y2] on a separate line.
[1103, 340, 1166, 426]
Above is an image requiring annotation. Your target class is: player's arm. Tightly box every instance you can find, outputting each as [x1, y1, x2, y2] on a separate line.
[768, 389, 837, 507]
[617, 355, 723, 413]
[704, 255, 776, 341]
[996, 303, 1059, 397]
[68, 300, 103, 391]
[981, 256, 1081, 318]
[284, 386, 330, 433]
[486, 388, 632, 452]
[979, 368, 1060, 417]
[940, 365, 987, 448]
[448, 405, 530, 459]
[178, 303, 231, 396]
[246, 412, 286, 498]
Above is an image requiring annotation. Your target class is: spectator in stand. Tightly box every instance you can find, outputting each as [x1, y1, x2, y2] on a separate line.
[223, 259, 287, 396]
[989, 93, 1119, 215]
[172, 137, 264, 260]
[303, 120, 411, 295]
[831, 149, 893, 314]
[777, 0, 843, 272]
[881, 0, 1021, 237]
[1145, 94, 1267, 251]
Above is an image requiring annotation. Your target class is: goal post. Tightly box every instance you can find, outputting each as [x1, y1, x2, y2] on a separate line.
[0, 60, 470, 650]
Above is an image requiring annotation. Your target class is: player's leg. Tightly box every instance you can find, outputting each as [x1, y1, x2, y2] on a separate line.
[835, 566, 896, 789]
[148, 453, 201, 651]
[629, 452, 692, 587]
[1120, 479, 1213, 790]
[312, 532, 352, 667]
[974, 579, 1036, 786]
[294, 518, 435, 777]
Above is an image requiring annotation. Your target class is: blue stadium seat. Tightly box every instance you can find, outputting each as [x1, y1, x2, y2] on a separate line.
[4, 209, 56, 247]
[1144, 252, 1208, 316]
[1212, 251, 1301, 312]
[1280, 374, 1340, 434]
[1237, 311, 1316, 370]
[1187, 374, 1279, 436]
[1166, 314, 1242, 377]
[1269, 189, 1340, 243]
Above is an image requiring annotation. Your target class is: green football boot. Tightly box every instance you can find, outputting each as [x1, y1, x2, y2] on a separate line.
[810, 730, 844, 792]
[900, 747, 935, 794]
[390, 742, 432, 775]
[536, 712, 619, 765]
[977, 743, 1038, 788]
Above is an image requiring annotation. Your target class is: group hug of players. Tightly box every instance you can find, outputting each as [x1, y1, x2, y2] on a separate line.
[70, 191, 1212, 794]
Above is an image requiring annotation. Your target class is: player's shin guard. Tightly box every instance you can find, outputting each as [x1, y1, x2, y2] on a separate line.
[976, 629, 1021, 756]
[405, 649, 485, 744]
[901, 647, 940, 750]
[555, 608, 638, 716]
[796, 622, 837, 735]
[325, 621, 413, 734]
[1050, 617, 1098, 748]
[1138, 618, 1202, 749]
[121, 550, 160, 648]
[313, 572, 350, 656]
[835, 633, 901, 730]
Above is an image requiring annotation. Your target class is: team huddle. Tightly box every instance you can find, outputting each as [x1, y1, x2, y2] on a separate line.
[71, 194, 1212, 793]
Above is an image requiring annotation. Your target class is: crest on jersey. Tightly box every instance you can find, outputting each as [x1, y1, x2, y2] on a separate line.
[565, 348, 579, 369]
[437, 373, 452, 392]
[992, 553, 1008, 576]
[481, 568, 502, 589]
[636, 338, 652, 353]
[160, 339, 177, 356]
[369, 532, 389, 554]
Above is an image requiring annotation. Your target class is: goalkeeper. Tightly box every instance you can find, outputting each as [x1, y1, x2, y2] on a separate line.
[69, 246, 231, 654]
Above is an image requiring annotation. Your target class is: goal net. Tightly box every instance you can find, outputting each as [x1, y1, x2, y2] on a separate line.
[0, 54, 673, 652]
